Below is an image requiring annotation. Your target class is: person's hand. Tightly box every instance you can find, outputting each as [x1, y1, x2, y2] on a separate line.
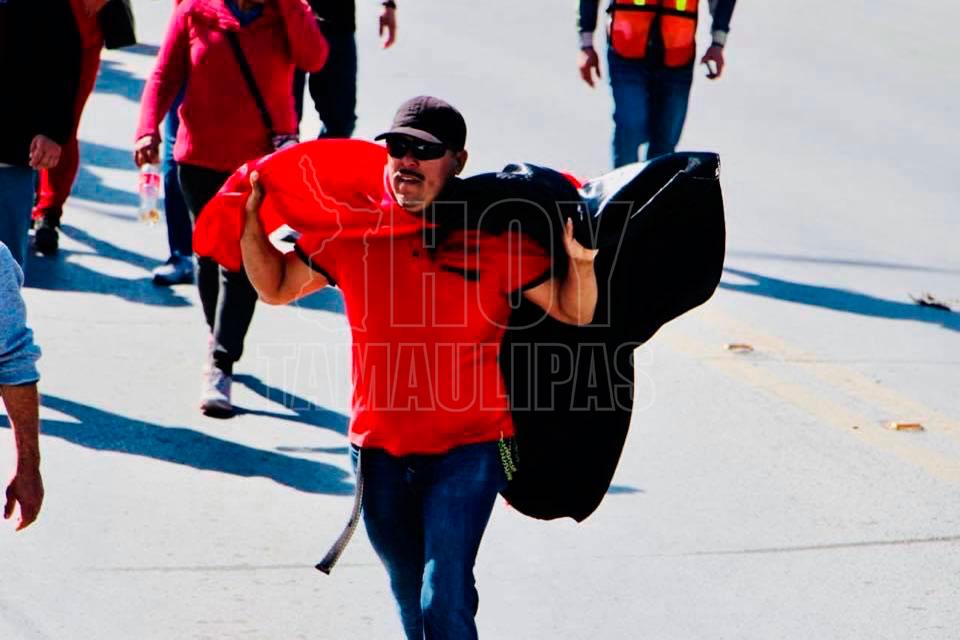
[28, 135, 61, 170]
[700, 44, 725, 79]
[4, 462, 43, 531]
[134, 135, 160, 167]
[563, 217, 598, 265]
[244, 171, 265, 232]
[82, 0, 110, 16]
[379, 6, 397, 48]
[577, 47, 601, 88]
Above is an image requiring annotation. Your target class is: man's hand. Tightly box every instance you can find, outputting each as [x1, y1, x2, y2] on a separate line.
[563, 217, 599, 265]
[524, 219, 598, 326]
[578, 47, 601, 88]
[240, 171, 328, 305]
[379, 6, 397, 48]
[82, 0, 110, 16]
[5, 461, 43, 531]
[700, 44, 725, 80]
[244, 170, 266, 233]
[134, 135, 161, 167]
[28, 136, 61, 170]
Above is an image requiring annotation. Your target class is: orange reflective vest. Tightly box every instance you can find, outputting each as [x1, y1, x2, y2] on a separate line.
[608, 0, 699, 67]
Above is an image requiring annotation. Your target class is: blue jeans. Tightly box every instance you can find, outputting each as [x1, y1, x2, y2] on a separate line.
[162, 89, 193, 258]
[607, 48, 694, 168]
[0, 166, 36, 271]
[293, 30, 358, 138]
[354, 441, 507, 640]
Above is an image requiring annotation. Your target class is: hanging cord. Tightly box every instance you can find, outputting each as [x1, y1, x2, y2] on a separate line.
[315, 449, 364, 574]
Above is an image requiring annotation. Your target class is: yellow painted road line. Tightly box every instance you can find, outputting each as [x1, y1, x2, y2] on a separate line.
[698, 305, 960, 437]
[660, 327, 960, 483]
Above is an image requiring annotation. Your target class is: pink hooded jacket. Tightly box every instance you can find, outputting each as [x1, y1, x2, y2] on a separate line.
[137, 0, 328, 172]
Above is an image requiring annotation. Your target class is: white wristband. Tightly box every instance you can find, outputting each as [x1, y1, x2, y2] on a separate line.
[579, 31, 595, 49]
[711, 29, 728, 47]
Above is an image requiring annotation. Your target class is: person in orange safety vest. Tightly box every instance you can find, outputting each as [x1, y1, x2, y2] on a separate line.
[577, 0, 737, 167]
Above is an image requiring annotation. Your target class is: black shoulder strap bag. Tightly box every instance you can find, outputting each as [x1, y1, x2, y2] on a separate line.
[224, 30, 299, 151]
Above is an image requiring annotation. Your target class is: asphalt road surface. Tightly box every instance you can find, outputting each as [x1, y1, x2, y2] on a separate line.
[1, 1, 957, 638]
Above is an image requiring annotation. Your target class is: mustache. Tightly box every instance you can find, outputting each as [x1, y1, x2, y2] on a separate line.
[396, 168, 425, 181]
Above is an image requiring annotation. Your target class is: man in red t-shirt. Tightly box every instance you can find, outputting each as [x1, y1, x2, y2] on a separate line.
[240, 96, 598, 639]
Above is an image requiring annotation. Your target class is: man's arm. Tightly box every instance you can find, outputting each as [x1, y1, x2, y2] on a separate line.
[240, 172, 329, 305]
[709, 0, 736, 37]
[135, 4, 192, 166]
[578, 0, 601, 34]
[577, 0, 602, 87]
[277, 0, 329, 73]
[702, 0, 737, 79]
[0, 246, 43, 531]
[2, 383, 42, 532]
[29, 0, 81, 168]
[379, 1, 397, 48]
[522, 219, 598, 326]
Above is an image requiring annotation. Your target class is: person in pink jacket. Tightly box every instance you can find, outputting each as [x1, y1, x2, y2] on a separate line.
[135, 0, 328, 416]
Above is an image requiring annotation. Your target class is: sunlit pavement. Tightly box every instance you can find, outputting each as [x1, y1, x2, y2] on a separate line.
[1, 2, 958, 638]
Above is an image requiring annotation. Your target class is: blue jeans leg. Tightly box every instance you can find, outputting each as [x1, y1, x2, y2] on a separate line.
[608, 50, 651, 168]
[607, 50, 694, 166]
[162, 89, 193, 258]
[0, 167, 36, 271]
[357, 442, 506, 640]
[646, 65, 693, 159]
[356, 447, 426, 639]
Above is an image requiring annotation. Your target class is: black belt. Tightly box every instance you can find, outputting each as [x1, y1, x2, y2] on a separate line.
[315, 448, 364, 574]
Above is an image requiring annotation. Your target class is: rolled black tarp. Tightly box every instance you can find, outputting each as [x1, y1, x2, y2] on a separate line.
[485, 152, 726, 521]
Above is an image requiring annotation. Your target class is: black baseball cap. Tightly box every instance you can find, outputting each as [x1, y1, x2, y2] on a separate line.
[375, 96, 467, 151]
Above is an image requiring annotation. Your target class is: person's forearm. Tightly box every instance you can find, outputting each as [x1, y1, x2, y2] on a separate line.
[240, 211, 288, 304]
[710, 0, 736, 38]
[136, 11, 189, 141]
[558, 261, 598, 325]
[36, 1, 81, 146]
[1, 384, 40, 466]
[578, 0, 601, 35]
[278, 0, 329, 72]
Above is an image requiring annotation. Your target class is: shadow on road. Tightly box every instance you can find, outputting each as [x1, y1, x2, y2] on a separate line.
[606, 485, 643, 495]
[80, 139, 137, 172]
[292, 286, 346, 314]
[727, 250, 960, 276]
[24, 224, 190, 307]
[720, 267, 960, 332]
[122, 43, 161, 57]
[94, 57, 146, 104]
[0, 395, 355, 496]
[234, 374, 349, 435]
[72, 140, 139, 208]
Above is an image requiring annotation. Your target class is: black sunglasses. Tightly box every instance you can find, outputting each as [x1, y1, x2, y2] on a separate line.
[385, 136, 448, 161]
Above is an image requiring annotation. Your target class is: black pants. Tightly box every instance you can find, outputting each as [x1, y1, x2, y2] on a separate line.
[177, 163, 258, 375]
[293, 30, 358, 138]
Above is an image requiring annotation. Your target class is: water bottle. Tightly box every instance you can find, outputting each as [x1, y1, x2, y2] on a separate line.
[138, 163, 161, 225]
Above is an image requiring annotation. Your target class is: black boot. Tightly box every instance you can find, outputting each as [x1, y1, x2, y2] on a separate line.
[33, 208, 61, 256]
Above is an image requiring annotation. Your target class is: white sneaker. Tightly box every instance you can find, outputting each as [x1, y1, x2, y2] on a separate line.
[200, 367, 233, 416]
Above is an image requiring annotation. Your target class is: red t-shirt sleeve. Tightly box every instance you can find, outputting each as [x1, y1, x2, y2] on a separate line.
[497, 230, 554, 294]
[136, 4, 190, 141]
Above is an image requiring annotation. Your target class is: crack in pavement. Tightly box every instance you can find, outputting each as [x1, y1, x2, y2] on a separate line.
[675, 533, 960, 557]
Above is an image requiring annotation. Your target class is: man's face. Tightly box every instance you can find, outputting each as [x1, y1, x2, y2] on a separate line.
[385, 135, 467, 213]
